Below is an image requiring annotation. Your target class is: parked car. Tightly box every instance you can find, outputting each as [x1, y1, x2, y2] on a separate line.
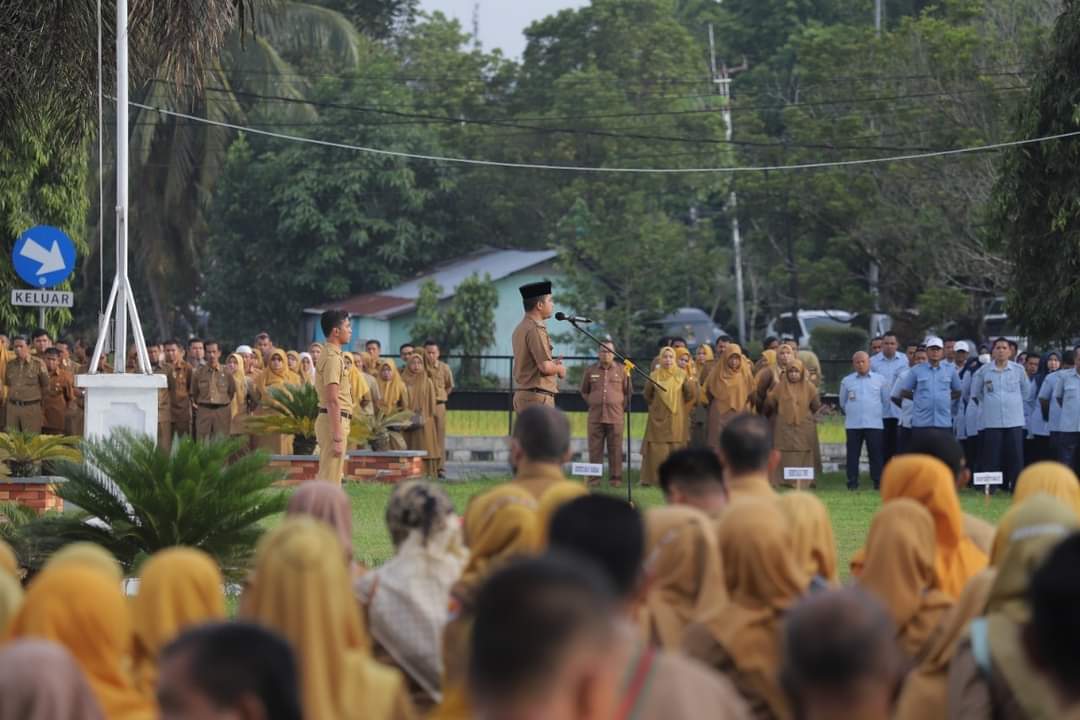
[652, 308, 728, 348]
[982, 297, 1028, 348]
[765, 310, 854, 349]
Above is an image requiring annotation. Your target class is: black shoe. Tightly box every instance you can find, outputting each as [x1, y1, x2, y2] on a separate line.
[847, 482, 858, 491]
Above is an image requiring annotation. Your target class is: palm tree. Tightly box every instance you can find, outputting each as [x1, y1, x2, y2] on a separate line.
[95, 3, 363, 336]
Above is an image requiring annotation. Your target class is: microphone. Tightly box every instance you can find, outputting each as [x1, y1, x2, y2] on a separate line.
[555, 312, 592, 324]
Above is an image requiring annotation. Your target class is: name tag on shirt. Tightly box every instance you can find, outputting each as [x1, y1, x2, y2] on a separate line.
[848, 391, 857, 401]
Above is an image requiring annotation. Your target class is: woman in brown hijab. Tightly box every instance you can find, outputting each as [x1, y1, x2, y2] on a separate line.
[798, 350, 825, 477]
[691, 345, 715, 447]
[641, 347, 699, 487]
[704, 343, 754, 453]
[0, 640, 105, 720]
[857, 499, 953, 664]
[377, 359, 409, 414]
[286, 481, 360, 575]
[753, 342, 796, 413]
[763, 360, 821, 488]
[776, 491, 837, 587]
[401, 352, 440, 478]
[683, 497, 810, 720]
[638, 505, 727, 651]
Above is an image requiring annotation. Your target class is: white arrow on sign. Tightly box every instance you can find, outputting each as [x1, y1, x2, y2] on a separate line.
[20, 238, 66, 275]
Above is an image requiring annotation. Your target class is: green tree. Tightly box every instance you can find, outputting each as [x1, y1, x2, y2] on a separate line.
[996, 0, 1080, 342]
[410, 275, 497, 382]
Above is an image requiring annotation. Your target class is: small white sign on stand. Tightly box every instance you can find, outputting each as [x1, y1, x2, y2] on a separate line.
[973, 471, 1004, 500]
[571, 462, 604, 478]
[784, 467, 815, 491]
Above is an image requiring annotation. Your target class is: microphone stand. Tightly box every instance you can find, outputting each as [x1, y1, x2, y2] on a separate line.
[560, 317, 662, 506]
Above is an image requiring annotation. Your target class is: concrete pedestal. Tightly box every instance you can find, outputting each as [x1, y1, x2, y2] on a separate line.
[76, 373, 167, 441]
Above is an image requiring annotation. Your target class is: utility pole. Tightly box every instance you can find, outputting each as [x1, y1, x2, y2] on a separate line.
[868, 0, 883, 328]
[874, 0, 883, 34]
[709, 24, 749, 345]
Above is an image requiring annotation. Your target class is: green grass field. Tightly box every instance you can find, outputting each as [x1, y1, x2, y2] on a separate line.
[340, 471, 1010, 579]
[446, 410, 847, 444]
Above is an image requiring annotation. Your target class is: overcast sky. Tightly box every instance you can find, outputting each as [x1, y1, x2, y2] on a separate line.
[419, 0, 587, 59]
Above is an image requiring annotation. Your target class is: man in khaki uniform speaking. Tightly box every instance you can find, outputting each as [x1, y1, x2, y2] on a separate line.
[189, 341, 236, 440]
[4, 336, 48, 433]
[511, 281, 565, 412]
[580, 341, 631, 487]
[315, 309, 354, 483]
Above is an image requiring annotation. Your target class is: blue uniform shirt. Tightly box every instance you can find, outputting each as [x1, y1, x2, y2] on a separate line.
[1039, 371, 1065, 432]
[971, 361, 1030, 429]
[1054, 369, 1080, 433]
[1027, 378, 1049, 437]
[872, 353, 909, 421]
[898, 361, 962, 429]
[839, 371, 890, 430]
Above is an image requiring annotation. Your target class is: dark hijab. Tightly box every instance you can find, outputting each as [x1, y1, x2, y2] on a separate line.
[1035, 351, 1061, 395]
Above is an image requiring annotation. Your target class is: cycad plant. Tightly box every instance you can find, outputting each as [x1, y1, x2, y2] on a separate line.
[0, 432, 81, 477]
[245, 382, 318, 454]
[352, 408, 413, 451]
[18, 430, 287, 578]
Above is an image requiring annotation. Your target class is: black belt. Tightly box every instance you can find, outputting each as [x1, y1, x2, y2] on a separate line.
[436, 400, 447, 405]
[319, 408, 353, 420]
[201, 403, 229, 409]
[524, 388, 557, 397]
[9, 399, 41, 406]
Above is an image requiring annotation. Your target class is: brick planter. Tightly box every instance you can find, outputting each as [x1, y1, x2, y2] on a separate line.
[0, 476, 65, 513]
[270, 451, 427, 487]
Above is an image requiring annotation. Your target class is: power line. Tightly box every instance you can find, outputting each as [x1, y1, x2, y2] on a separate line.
[118, 96, 1080, 175]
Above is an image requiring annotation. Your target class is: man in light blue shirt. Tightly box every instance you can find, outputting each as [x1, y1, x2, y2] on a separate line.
[971, 337, 1030, 491]
[839, 351, 890, 491]
[897, 336, 962, 440]
[1040, 348, 1078, 464]
[1054, 357, 1080, 471]
[871, 332, 908, 462]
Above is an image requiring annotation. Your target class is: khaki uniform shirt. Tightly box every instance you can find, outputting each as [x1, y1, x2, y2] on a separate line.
[43, 368, 75, 429]
[5, 357, 48, 402]
[580, 362, 630, 424]
[190, 364, 236, 405]
[168, 361, 193, 414]
[512, 316, 557, 393]
[432, 361, 454, 402]
[154, 364, 174, 419]
[316, 344, 353, 412]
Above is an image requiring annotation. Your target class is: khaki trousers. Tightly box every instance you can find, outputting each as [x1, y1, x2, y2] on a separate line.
[512, 390, 555, 412]
[315, 413, 350, 484]
[195, 404, 231, 441]
[172, 408, 192, 437]
[433, 402, 447, 475]
[158, 417, 173, 452]
[7, 401, 43, 434]
[587, 421, 624, 482]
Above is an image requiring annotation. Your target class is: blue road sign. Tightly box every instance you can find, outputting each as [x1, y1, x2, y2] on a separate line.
[12, 225, 77, 289]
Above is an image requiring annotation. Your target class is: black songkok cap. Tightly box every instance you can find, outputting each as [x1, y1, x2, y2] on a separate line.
[519, 281, 552, 300]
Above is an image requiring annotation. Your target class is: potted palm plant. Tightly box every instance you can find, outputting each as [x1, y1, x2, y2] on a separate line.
[244, 383, 318, 455]
[350, 407, 413, 451]
[0, 432, 81, 477]
[17, 430, 288, 578]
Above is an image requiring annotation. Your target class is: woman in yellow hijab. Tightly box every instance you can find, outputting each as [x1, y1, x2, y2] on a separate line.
[242, 518, 415, 720]
[6, 565, 156, 720]
[683, 497, 809, 720]
[878, 454, 989, 597]
[435, 484, 542, 720]
[691, 345, 715, 447]
[226, 352, 251, 448]
[0, 572, 23, 635]
[776, 492, 838, 586]
[638, 505, 726, 651]
[641, 347, 699, 487]
[947, 494, 1079, 720]
[254, 348, 298, 454]
[704, 343, 754, 454]
[0, 539, 18, 578]
[764, 360, 822, 488]
[45, 542, 124, 583]
[856, 499, 953, 662]
[1010, 460, 1080, 519]
[377, 359, 409, 414]
[797, 350, 824, 477]
[131, 547, 226, 694]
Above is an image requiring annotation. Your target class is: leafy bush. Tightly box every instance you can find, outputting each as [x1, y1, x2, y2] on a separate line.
[245, 383, 317, 454]
[0, 432, 81, 477]
[810, 324, 869, 367]
[18, 431, 287, 578]
[351, 408, 413, 451]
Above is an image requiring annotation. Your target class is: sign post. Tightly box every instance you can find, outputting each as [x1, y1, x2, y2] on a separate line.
[973, 471, 1004, 507]
[12, 225, 78, 327]
[784, 467, 815, 492]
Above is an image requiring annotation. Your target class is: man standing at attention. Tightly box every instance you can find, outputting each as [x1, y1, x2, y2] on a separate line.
[41, 348, 75, 436]
[164, 339, 193, 438]
[839, 351, 890, 490]
[149, 342, 174, 450]
[580, 341, 630, 487]
[897, 336, 962, 444]
[424, 340, 454, 479]
[511, 280, 564, 412]
[187, 338, 206, 368]
[315, 310, 353, 483]
[871, 332, 907, 462]
[365, 339, 382, 365]
[190, 341, 235, 441]
[4, 336, 48, 433]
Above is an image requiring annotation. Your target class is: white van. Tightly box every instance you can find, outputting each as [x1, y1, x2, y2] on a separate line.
[765, 310, 854, 349]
